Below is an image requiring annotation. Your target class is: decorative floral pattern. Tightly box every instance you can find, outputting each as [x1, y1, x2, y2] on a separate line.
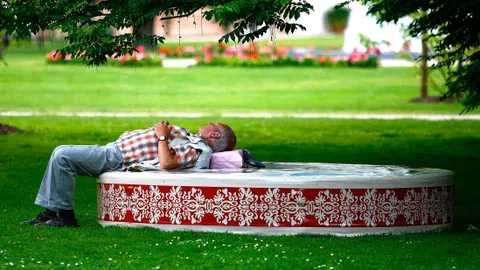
[98, 184, 453, 227]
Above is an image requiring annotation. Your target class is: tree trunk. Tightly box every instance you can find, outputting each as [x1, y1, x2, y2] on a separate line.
[420, 32, 428, 99]
[36, 30, 45, 50]
[134, 19, 154, 48]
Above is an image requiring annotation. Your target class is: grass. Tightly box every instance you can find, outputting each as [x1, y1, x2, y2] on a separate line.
[160, 35, 345, 49]
[1, 50, 477, 115]
[1, 116, 480, 269]
[1, 40, 479, 268]
[7, 35, 345, 51]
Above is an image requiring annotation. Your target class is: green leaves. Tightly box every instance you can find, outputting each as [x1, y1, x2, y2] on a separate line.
[211, 0, 312, 44]
[0, 0, 312, 66]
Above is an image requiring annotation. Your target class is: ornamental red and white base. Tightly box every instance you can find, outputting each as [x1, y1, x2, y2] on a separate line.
[97, 162, 455, 236]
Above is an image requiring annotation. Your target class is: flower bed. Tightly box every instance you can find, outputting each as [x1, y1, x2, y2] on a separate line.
[46, 45, 163, 67]
[159, 42, 379, 68]
[196, 55, 378, 68]
[46, 42, 379, 68]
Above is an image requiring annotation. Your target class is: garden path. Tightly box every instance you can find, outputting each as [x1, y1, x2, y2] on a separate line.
[1, 111, 479, 121]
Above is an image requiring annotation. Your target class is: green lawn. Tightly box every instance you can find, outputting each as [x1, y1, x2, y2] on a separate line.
[160, 35, 345, 49]
[1, 117, 479, 269]
[1, 42, 480, 269]
[8, 35, 344, 51]
[1, 50, 477, 115]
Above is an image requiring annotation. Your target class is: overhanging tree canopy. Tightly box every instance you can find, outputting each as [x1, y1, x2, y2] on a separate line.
[0, 0, 313, 65]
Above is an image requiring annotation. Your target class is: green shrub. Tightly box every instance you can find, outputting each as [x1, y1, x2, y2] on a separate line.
[325, 7, 350, 34]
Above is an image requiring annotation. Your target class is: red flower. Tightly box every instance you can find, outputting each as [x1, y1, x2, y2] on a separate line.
[136, 45, 146, 53]
[247, 53, 260, 60]
[158, 47, 173, 55]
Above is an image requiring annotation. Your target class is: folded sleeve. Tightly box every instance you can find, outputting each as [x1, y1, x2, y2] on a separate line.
[170, 144, 200, 169]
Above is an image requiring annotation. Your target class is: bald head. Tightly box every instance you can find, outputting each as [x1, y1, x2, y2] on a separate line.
[199, 123, 236, 152]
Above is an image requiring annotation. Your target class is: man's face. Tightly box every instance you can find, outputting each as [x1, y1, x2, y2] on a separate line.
[199, 122, 227, 137]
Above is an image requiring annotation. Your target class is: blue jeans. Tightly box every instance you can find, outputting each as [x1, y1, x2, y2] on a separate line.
[35, 143, 124, 211]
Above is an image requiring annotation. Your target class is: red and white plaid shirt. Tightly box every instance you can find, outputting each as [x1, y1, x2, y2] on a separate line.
[115, 125, 201, 169]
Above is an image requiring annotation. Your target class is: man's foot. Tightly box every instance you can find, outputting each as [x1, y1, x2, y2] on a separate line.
[20, 212, 53, 226]
[36, 216, 79, 228]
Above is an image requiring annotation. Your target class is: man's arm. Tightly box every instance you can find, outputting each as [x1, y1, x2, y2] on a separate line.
[154, 121, 178, 170]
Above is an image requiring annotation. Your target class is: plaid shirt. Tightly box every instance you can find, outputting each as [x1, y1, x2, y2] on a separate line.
[115, 125, 201, 169]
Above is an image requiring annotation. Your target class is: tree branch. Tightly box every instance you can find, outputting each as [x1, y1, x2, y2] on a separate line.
[161, 8, 199, 20]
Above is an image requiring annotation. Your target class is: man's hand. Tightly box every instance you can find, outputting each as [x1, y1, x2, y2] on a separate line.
[153, 121, 170, 138]
[154, 120, 177, 170]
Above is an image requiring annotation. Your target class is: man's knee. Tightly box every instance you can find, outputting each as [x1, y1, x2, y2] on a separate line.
[53, 145, 69, 156]
[52, 146, 73, 165]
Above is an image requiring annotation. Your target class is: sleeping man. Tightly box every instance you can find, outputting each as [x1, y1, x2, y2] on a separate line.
[21, 121, 236, 228]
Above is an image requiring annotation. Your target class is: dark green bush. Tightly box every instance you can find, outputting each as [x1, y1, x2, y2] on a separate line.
[324, 7, 350, 34]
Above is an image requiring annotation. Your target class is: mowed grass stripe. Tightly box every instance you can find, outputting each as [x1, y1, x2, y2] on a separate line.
[1, 52, 476, 114]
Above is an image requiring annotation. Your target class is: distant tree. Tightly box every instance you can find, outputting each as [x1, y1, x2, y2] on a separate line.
[342, 0, 480, 113]
[0, 33, 8, 66]
[0, 0, 313, 65]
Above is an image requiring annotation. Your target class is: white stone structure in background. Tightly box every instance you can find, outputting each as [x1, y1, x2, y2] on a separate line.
[342, 2, 422, 53]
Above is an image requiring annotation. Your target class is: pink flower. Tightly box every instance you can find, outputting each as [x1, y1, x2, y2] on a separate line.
[119, 54, 130, 61]
[185, 46, 195, 53]
[134, 52, 146, 60]
[348, 52, 364, 62]
[259, 47, 272, 54]
[238, 53, 247, 60]
[304, 53, 314, 59]
[136, 45, 146, 53]
[47, 51, 62, 61]
[295, 54, 303, 61]
[203, 44, 213, 54]
[65, 53, 72, 61]
[226, 46, 240, 53]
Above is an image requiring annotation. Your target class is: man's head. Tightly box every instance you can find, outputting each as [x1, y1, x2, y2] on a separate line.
[198, 123, 236, 152]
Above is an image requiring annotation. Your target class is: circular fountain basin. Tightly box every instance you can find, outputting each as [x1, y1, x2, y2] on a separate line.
[97, 162, 454, 236]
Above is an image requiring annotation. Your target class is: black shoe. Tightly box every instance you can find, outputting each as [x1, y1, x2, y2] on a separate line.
[36, 216, 79, 228]
[21, 212, 53, 226]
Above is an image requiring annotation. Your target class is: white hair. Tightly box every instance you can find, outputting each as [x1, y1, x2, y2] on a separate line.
[212, 126, 236, 152]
